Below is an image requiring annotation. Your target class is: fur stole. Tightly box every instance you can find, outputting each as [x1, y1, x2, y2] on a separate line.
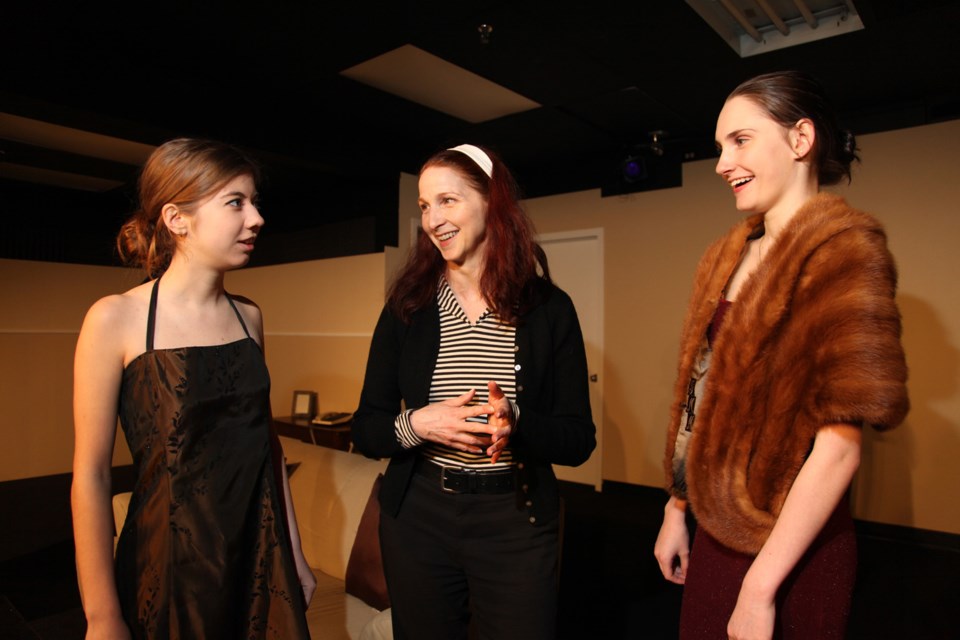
[664, 193, 909, 555]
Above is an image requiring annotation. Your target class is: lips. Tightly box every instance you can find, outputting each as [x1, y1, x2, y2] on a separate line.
[436, 230, 458, 244]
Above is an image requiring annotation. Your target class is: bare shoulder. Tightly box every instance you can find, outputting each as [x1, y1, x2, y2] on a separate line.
[229, 294, 264, 341]
[84, 289, 139, 330]
[79, 281, 152, 360]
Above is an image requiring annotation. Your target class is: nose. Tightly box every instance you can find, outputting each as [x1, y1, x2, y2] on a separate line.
[249, 204, 265, 230]
[715, 146, 732, 176]
[422, 205, 444, 231]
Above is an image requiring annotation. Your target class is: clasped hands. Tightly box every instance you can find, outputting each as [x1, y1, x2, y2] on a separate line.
[410, 381, 513, 463]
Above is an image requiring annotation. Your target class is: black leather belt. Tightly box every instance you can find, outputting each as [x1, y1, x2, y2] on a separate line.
[415, 459, 516, 494]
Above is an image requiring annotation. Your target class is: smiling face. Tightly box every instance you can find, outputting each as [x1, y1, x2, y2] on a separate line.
[176, 173, 263, 271]
[715, 95, 811, 216]
[418, 165, 489, 270]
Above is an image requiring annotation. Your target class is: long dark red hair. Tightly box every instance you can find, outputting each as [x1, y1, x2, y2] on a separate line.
[387, 145, 551, 325]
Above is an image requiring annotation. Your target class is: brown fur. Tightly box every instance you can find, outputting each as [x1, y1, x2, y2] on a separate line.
[664, 193, 909, 554]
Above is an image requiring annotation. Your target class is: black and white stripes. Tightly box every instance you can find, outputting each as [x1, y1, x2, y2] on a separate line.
[395, 279, 517, 469]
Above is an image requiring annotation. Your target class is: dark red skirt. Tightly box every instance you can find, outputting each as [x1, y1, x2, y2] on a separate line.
[679, 497, 857, 639]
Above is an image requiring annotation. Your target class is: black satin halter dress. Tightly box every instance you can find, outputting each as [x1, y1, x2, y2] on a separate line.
[114, 278, 309, 639]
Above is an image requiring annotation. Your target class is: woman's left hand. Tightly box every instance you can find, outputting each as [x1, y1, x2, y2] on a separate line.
[727, 590, 775, 640]
[486, 380, 513, 463]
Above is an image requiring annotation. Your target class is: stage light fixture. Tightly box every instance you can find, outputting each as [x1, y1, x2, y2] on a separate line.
[621, 155, 647, 184]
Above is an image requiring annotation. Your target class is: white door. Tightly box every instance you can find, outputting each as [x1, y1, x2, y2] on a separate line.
[539, 229, 604, 491]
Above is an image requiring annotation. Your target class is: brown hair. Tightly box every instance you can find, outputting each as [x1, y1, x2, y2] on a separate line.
[387, 145, 551, 325]
[116, 138, 260, 276]
[728, 70, 859, 186]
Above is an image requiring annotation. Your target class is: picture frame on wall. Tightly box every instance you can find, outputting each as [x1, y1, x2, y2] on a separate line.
[291, 390, 317, 419]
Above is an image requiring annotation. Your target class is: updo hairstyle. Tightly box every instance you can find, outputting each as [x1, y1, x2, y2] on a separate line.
[116, 138, 260, 276]
[728, 70, 859, 186]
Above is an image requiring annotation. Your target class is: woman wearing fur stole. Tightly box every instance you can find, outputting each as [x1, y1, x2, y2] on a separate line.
[654, 71, 909, 640]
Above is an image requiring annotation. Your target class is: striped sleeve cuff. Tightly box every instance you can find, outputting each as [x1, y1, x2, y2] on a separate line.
[395, 409, 425, 449]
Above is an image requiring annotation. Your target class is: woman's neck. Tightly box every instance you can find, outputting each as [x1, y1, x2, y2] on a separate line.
[444, 263, 488, 324]
[762, 178, 819, 243]
[444, 260, 483, 296]
[160, 255, 227, 305]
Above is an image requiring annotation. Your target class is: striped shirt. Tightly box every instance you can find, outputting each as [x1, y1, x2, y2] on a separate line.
[394, 278, 517, 469]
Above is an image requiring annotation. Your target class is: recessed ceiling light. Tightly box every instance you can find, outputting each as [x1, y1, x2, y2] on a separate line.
[340, 44, 540, 123]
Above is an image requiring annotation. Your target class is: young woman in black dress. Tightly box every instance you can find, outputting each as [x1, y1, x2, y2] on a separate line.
[72, 139, 314, 639]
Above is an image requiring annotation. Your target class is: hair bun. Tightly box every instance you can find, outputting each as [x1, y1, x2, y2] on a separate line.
[841, 129, 858, 162]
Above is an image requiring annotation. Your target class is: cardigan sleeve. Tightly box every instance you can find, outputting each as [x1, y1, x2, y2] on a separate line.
[510, 288, 597, 467]
[351, 306, 410, 459]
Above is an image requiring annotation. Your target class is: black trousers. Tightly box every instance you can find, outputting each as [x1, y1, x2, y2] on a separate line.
[380, 470, 559, 640]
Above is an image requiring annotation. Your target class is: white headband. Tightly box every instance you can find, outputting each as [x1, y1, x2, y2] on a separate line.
[447, 144, 493, 178]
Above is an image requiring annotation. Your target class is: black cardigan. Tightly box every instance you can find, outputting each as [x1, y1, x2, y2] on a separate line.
[352, 283, 596, 526]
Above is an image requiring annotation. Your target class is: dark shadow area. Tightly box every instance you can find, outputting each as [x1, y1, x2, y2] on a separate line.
[556, 480, 959, 640]
[1, 476, 956, 638]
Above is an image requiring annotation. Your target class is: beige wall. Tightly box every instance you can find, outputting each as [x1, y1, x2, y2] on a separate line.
[530, 121, 960, 534]
[227, 254, 386, 416]
[0, 254, 386, 483]
[395, 120, 960, 534]
[3, 119, 958, 534]
[0, 260, 143, 480]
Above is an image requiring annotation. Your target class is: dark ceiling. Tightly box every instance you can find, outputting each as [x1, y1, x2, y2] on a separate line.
[2, 0, 958, 267]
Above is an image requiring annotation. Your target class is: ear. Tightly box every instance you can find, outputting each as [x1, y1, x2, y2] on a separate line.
[790, 118, 816, 160]
[161, 204, 188, 237]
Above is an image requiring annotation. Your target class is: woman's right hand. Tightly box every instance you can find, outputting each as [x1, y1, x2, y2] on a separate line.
[654, 496, 690, 584]
[409, 389, 498, 453]
[85, 614, 132, 640]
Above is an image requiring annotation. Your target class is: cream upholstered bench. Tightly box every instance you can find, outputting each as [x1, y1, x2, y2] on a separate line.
[112, 435, 394, 639]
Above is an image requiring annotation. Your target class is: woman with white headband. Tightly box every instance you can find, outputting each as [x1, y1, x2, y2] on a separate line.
[353, 143, 596, 639]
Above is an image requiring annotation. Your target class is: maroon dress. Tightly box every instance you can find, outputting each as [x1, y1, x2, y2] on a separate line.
[679, 300, 857, 639]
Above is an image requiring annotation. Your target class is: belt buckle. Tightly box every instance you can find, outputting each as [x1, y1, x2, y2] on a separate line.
[439, 465, 471, 493]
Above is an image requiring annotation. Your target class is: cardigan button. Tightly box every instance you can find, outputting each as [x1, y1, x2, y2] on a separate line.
[517, 385, 524, 392]
[525, 499, 533, 507]
[529, 516, 537, 524]
[514, 364, 521, 371]
[522, 484, 529, 492]
[517, 462, 524, 470]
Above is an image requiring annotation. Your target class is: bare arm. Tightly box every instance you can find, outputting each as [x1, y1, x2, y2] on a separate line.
[279, 458, 316, 605]
[71, 297, 132, 639]
[727, 424, 862, 640]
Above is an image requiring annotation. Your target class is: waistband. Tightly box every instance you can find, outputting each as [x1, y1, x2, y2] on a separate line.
[414, 458, 517, 494]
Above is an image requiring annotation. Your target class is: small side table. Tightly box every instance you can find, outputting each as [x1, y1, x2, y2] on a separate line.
[273, 416, 352, 452]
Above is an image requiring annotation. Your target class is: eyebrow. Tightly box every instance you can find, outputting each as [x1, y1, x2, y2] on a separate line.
[419, 191, 459, 201]
[716, 128, 756, 144]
